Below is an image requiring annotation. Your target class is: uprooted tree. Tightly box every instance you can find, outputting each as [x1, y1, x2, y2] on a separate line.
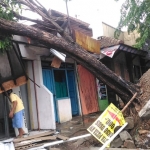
[0, 0, 150, 133]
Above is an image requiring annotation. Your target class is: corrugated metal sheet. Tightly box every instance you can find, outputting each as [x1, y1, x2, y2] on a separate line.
[118, 44, 148, 57]
[75, 31, 100, 54]
[71, 24, 92, 37]
[77, 65, 99, 115]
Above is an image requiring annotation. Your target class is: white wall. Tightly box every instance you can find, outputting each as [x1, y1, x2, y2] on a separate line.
[57, 99, 72, 123]
[29, 56, 56, 129]
[14, 35, 56, 129]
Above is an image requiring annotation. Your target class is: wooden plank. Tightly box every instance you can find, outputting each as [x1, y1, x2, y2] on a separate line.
[34, 136, 57, 141]
[15, 139, 41, 148]
[15, 136, 57, 148]
[51, 56, 62, 68]
[16, 76, 27, 86]
[16, 143, 44, 150]
[77, 65, 99, 115]
[15, 144, 36, 150]
[13, 131, 54, 143]
[0, 76, 27, 93]
[56, 134, 69, 141]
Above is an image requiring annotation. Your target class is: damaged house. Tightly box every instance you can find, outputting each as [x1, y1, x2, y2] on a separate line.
[1, 10, 150, 142]
[0, 9, 100, 139]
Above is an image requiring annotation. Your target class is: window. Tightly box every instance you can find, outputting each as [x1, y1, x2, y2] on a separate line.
[133, 65, 141, 82]
[54, 70, 68, 98]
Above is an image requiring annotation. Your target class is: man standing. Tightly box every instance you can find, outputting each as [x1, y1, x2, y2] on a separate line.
[7, 89, 25, 138]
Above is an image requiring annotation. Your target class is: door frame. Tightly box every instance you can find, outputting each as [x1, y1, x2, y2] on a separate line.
[42, 62, 79, 122]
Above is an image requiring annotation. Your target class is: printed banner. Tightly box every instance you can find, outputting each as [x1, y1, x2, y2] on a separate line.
[101, 45, 120, 58]
[87, 103, 126, 145]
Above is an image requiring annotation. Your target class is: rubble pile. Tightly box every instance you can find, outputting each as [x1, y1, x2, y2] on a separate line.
[110, 68, 150, 149]
[110, 116, 150, 149]
[139, 69, 150, 108]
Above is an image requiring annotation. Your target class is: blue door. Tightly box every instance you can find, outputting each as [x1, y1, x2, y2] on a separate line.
[42, 68, 79, 122]
[67, 70, 79, 116]
[42, 69, 58, 122]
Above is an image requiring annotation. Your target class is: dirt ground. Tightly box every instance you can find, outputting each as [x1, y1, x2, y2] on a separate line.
[50, 112, 103, 150]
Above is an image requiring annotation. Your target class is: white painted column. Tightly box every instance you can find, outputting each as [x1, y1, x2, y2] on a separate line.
[33, 56, 56, 129]
[27, 61, 38, 130]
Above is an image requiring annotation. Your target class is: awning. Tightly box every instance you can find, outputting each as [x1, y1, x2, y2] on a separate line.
[100, 44, 148, 58]
[50, 48, 66, 62]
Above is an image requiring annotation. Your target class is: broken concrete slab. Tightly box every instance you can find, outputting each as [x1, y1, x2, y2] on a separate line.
[119, 131, 132, 141]
[110, 137, 123, 148]
[49, 148, 60, 150]
[56, 135, 69, 141]
[125, 117, 134, 129]
[73, 139, 86, 148]
[139, 99, 150, 118]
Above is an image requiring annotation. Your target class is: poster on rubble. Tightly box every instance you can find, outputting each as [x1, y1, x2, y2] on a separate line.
[87, 103, 126, 145]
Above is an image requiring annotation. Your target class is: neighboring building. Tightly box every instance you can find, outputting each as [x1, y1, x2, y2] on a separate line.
[102, 22, 140, 47]
[97, 22, 150, 108]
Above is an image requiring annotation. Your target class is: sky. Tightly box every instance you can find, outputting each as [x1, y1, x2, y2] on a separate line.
[22, 0, 125, 38]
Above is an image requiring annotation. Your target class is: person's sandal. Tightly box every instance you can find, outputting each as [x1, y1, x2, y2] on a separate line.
[16, 135, 23, 138]
[23, 133, 29, 136]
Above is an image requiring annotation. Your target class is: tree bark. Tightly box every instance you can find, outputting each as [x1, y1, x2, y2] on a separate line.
[0, 18, 140, 102]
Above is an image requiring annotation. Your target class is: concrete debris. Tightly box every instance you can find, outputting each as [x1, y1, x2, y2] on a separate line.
[124, 140, 136, 149]
[49, 148, 60, 150]
[125, 117, 134, 129]
[119, 131, 132, 141]
[110, 137, 123, 148]
[73, 139, 86, 148]
[139, 99, 150, 118]
[147, 133, 150, 138]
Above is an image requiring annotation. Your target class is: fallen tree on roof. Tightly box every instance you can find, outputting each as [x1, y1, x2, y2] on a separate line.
[0, 0, 140, 102]
[0, 0, 150, 146]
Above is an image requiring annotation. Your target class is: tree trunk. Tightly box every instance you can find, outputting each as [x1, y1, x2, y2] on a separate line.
[0, 18, 140, 102]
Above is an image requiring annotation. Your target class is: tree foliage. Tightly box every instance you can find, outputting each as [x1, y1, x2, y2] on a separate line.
[0, 0, 22, 53]
[0, 0, 73, 53]
[115, 0, 150, 49]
